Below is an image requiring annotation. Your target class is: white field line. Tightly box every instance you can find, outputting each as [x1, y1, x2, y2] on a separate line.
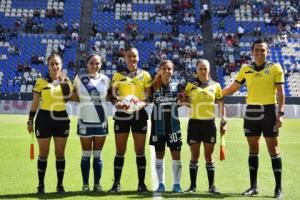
[150, 146, 162, 200]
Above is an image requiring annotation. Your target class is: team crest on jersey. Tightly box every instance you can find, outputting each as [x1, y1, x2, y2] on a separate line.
[138, 76, 144, 81]
[101, 78, 106, 84]
[265, 69, 270, 75]
[209, 88, 214, 93]
[81, 77, 90, 84]
[153, 91, 160, 99]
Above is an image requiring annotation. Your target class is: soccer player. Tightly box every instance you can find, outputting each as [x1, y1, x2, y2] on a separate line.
[72, 54, 110, 192]
[150, 60, 183, 193]
[109, 47, 152, 192]
[27, 53, 73, 194]
[222, 39, 284, 199]
[184, 59, 226, 194]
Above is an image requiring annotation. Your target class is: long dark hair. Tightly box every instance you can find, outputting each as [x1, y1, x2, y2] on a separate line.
[47, 53, 72, 101]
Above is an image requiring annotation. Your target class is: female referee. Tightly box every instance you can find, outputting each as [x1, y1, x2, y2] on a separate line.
[150, 60, 183, 193]
[72, 54, 110, 192]
[222, 39, 284, 199]
[184, 59, 226, 194]
[27, 53, 73, 194]
[109, 47, 152, 193]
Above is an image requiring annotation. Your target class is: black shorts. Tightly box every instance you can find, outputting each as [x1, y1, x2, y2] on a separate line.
[35, 109, 70, 138]
[244, 104, 278, 137]
[187, 119, 217, 145]
[113, 108, 148, 134]
[149, 131, 182, 152]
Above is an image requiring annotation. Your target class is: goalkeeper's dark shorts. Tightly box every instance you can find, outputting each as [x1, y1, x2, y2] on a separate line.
[35, 109, 70, 138]
[187, 119, 217, 145]
[113, 108, 148, 134]
[243, 104, 278, 137]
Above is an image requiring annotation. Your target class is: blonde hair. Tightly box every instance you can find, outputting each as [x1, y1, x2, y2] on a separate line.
[47, 53, 62, 65]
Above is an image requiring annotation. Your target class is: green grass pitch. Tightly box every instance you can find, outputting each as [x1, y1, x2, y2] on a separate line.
[0, 114, 299, 199]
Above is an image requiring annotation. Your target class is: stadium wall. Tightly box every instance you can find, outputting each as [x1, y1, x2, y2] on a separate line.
[1, 101, 300, 118]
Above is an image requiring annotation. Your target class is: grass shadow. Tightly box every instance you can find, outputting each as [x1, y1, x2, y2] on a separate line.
[0, 191, 275, 199]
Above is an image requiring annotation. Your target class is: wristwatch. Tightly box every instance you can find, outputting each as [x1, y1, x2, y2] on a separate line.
[277, 111, 284, 116]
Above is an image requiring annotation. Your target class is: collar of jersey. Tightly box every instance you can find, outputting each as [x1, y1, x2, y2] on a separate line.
[196, 78, 212, 88]
[250, 61, 270, 72]
[120, 68, 141, 78]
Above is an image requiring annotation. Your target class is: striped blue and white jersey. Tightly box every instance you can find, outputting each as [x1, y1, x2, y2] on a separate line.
[73, 73, 110, 124]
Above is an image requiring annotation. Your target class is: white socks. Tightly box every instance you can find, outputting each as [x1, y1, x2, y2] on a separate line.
[155, 158, 164, 184]
[172, 160, 182, 184]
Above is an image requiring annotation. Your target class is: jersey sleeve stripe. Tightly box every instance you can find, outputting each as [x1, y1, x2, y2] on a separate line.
[235, 79, 244, 84]
[275, 82, 284, 85]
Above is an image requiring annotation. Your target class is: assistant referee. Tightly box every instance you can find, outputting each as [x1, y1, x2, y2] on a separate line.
[27, 53, 73, 194]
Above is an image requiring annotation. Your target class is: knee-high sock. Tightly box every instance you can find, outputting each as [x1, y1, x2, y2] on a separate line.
[206, 162, 215, 187]
[189, 161, 198, 187]
[172, 160, 182, 185]
[56, 157, 65, 186]
[136, 154, 146, 185]
[113, 154, 124, 184]
[93, 150, 102, 185]
[249, 153, 259, 188]
[155, 158, 164, 184]
[81, 151, 91, 185]
[271, 154, 282, 190]
[37, 156, 48, 186]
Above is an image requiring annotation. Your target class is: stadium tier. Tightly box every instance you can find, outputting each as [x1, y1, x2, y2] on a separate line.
[0, 0, 299, 98]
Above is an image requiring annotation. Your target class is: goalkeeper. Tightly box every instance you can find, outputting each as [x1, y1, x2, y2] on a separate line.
[109, 47, 152, 193]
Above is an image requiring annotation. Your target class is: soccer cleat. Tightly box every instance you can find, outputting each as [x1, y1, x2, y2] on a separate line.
[155, 183, 165, 193]
[172, 184, 183, 193]
[274, 188, 283, 199]
[82, 184, 90, 192]
[208, 186, 221, 195]
[137, 183, 149, 193]
[108, 183, 120, 193]
[93, 184, 102, 192]
[56, 185, 65, 194]
[185, 186, 196, 193]
[242, 187, 258, 196]
[37, 185, 45, 195]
